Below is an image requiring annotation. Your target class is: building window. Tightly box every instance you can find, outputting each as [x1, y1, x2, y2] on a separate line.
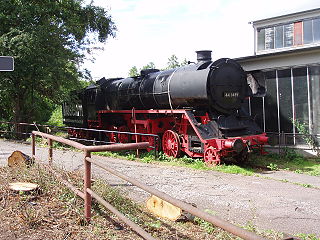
[303, 20, 313, 44]
[250, 97, 264, 130]
[284, 23, 294, 47]
[264, 71, 278, 132]
[257, 28, 265, 51]
[293, 67, 309, 125]
[309, 66, 320, 135]
[256, 17, 320, 52]
[275, 25, 284, 48]
[265, 27, 275, 49]
[313, 18, 320, 42]
[294, 22, 303, 45]
[278, 69, 293, 133]
[249, 65, 320, 145]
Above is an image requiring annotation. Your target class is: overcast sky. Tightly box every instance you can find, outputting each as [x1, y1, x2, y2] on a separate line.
[83, 0, 320, 80]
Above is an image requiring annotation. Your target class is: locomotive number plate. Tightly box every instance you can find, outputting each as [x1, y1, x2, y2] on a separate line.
[223, 92, 239, 98]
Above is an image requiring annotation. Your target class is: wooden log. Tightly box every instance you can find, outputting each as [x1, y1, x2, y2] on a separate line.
[8, 182, 39, 192]
[8, 151, 33, 167]
[146, 195, 182, 221]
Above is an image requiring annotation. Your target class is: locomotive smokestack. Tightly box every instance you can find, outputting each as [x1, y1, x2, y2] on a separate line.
[196, 50, 212, 62]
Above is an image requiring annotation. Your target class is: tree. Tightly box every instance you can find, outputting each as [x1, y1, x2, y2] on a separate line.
[0, 0, 116, 123]
[141, 62, 156, 70]
[166, 54, 180, 69]
[128, 66, 138, 77]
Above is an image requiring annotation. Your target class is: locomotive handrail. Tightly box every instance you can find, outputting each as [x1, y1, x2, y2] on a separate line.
[31, 130, 266, 240]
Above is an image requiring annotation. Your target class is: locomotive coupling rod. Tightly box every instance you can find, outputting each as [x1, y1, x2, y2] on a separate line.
[87, 157, 266, 240]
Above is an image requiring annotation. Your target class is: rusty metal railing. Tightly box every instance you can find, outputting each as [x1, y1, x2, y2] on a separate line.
[31, 130, 265, 240]
[1, 121, 160, 159]
[32, 130, 154, 239]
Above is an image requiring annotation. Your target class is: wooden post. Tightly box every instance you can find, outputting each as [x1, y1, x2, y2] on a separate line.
[32, 133, 36, 161]
[84, 150, 92, 222]
[48, 138, 53, 165]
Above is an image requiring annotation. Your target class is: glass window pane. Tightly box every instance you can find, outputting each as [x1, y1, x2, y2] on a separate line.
[293, 68, 308, 124]
[313, 18, 320, 42]
[309, 66, 320, 135]
[264, 71, 278, 132]
[275, 25, 284, 48]
[278, 69, 293, 133]
[265, 27, 275, 49]
[250, 97, 264, 130]
[294, 22, 303, 45]
[284, 23, 294, 47]
[303, 20, 313, 44]
[257, 28, 265, 51]
[241, 98, 250, 115]
[292, 68, 309, 144]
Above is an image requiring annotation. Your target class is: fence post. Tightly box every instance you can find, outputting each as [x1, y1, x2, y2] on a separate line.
[84, 150, 92, 222]
[32, 133, 36, 161]
[48, 138, 53, 165]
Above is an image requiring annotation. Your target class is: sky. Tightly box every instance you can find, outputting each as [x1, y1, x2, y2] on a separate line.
[83, 0, 320, 80]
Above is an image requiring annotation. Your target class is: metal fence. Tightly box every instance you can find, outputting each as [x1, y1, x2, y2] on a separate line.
[31, 130, 265, 240]
[0, 121, 160, 159]
[266, 132, 320, 155]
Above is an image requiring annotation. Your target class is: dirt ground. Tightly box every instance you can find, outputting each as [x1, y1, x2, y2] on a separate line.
[0, 139, 319, 237]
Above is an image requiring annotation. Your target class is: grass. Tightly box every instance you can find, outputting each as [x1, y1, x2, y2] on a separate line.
[251, 148, 320, 176]
[21, 130, 320, 177]
[2, 163, 262, 240]
[95, 147, 320, 178]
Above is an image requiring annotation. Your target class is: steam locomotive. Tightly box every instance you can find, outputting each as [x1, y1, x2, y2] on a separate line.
[63, 51, 268, 165]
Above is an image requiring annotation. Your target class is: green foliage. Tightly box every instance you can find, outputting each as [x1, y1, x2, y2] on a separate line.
[141, 62, 156, 70]
[166, 54, 180, 69]
[166, 54, 189, 69]
[47, 105, 64, 126]
[126, 153, 136, 161]
[0, 0, 116, 123]
[194, 210, 216, 234]
[267, 163, 279, 171]
[214, 164, 255, 176]
[252, 150, 320, 176]
[292, 119, 319, 156]
[128, 66, 138, 77]
[295, 233, 320, 240]
[127, 62, 156, 77]
[127, 54, 189, 77]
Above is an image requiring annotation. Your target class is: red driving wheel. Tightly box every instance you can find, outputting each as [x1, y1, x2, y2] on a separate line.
[162, 130, 181, 158]
[204, 147, 220, 166]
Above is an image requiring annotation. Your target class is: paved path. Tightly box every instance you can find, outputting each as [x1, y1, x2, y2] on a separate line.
[1, 139, 319, 237]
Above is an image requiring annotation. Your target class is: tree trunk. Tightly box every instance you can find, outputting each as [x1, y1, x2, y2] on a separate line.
[8, 150, 33, 167]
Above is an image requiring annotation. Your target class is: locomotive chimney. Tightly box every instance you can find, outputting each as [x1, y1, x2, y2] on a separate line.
[196, 50, 212, 62]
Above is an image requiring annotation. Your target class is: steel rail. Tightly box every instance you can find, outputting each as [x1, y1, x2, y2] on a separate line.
[86, 157, 266, 240]
[87, 188, 156, 240]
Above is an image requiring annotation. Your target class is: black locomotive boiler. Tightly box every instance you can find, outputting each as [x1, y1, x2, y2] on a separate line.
[63, 50, 268, 165]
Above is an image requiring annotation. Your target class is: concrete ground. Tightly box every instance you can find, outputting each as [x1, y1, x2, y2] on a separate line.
[0, 139, 319, 237]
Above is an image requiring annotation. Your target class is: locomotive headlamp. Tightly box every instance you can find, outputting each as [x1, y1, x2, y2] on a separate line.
[224, 139, 244, 153]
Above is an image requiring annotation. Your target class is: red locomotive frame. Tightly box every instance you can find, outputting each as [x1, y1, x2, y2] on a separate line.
[78, 108, 268, 165]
